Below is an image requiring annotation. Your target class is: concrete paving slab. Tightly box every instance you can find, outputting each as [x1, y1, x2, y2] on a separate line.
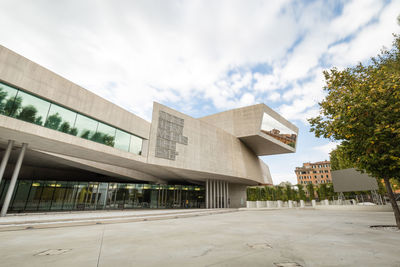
[0, 209, 398, 267]
[0, 209, 238, 231]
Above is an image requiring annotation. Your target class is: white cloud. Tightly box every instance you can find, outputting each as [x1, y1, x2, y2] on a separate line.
[239, 93, 256, 107]
[0, 0, 398, 184]
[0, 0, 396, 122]
[253, 72, 283, 92]
[313, 142, 341, 155]
[267, 92, 281, 102]
[0, 0, 300, 120]
[327, 0, 400, 67]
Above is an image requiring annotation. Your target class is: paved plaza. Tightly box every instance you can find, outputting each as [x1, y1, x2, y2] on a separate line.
[0, 209, 399, 267]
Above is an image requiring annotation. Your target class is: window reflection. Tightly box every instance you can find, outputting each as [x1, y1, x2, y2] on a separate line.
[0, 81, 143, 155]
[12, 91, 50, 126]
[1, 179, 206, 212]
[129, 135, 142, 155]
[45, 104, 78, 135]
[74, 114, 98, 140]
[0, 83, 18, 115]
[94, 122, 116, 146]
[261, 112, 297, 148]
[114, 129, 130, 151]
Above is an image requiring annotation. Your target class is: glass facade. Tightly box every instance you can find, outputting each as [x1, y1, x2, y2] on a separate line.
[261, 112, 297, 148]
[0, 179, 205, 212]
[0, 81, 143, 155]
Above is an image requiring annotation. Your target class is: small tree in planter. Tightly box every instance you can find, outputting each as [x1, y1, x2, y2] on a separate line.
[297, 184, 306, 201]
[275, 186, 283, 200]
[306, 183, 315, 200]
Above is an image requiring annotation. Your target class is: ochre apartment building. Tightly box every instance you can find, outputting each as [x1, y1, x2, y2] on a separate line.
[295, 161, 331, 185]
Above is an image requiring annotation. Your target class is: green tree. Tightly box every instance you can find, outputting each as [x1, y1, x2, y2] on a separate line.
[103, 134, 115, 146]
[308, 36, 400, 228]
[266, 186, 275, 201]
[7, 96, 21, 116]
[45, 113, 62, 130]
[81, 130, 91, 139]
[90, 132, 103, 143]
[292, 189, 299, 201]
[270, 186, 276, 200]
[59, 121, 71, 133]
[275, 186, 283, 200]
[285, 185, 292, 201]
[318, 184, 328, 200]
[69, 127, 78, 136]
[326, 183, 336, 200]
[297, 184, 306, 201]
[330, 145, 356, 171]
[246, 187, 255, 201]
[0, 87, 8, 112]
[306, 183, 315, 200]
[260, 187, 267, 201]
[16, 105, 37, 123]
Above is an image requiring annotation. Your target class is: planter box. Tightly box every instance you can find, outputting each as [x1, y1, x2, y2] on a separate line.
[246, 201, 257, 208]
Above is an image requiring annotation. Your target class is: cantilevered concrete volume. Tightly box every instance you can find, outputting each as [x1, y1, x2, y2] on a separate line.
[0, 45, 298, 214]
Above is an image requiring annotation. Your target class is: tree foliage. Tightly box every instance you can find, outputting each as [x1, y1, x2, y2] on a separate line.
[308, 35, 400, 228]
[309, 36, 400, 181]
[330, 145, 356, 171]
[297, 184, 306, 200]
[306, 183, 315, 200]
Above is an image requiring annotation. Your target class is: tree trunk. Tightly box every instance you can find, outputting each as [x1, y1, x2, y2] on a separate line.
[383, 177, 400, 229]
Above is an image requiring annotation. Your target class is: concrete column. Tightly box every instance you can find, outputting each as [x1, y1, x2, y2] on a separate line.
[220, 181, 223, 208]
[312, 199, 316, 208]
[216, 180, 219, 208]
[216, 181, 220, 209]
[224, 182, 227, 208]
[324, 199, 329, 206]
[288, 200, 293, 208]
[0, 140, 14, 185]
[219, 181, 222, 208]
[206, 179, 209, 209]
[164, 188, 167, 206]
[209, 180, 212, 208]
[217, 180, 219, 208]
[222, 181, 224, 208]
[1, 143, 27, 217]
[277, 200, 283, 208]
[227, 182, 229, 208]
[212, 180, 215, 208]
[300, 200, 305, 208]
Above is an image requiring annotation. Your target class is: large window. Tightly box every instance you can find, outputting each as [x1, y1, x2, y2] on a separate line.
[0, 83, 18, 115]
[75, 114, 98, 140]
[0, 179, 206, 212]
[0, 81, 143, 155]
[114, 129, 131, 152]
[95, 122, 116, 146]
[12, 90, 51, 126]
[45, 103, 78, 135]
[130, 134, 143, 155]
[261, 112, 297, 148]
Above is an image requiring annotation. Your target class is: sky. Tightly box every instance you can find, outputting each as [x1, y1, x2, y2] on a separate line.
[0, 0, 399, 184]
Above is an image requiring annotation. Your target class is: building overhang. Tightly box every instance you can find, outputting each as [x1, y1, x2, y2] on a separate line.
[201, 103, 298, 156]
[239, 132, 295, 156]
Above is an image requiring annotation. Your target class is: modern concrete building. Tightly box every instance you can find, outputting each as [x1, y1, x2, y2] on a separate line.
[295, 160, 331, 185]
[0, 45, 298, 215]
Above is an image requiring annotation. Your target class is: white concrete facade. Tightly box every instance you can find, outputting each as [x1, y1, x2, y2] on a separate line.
[0, 45, 298, 209]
